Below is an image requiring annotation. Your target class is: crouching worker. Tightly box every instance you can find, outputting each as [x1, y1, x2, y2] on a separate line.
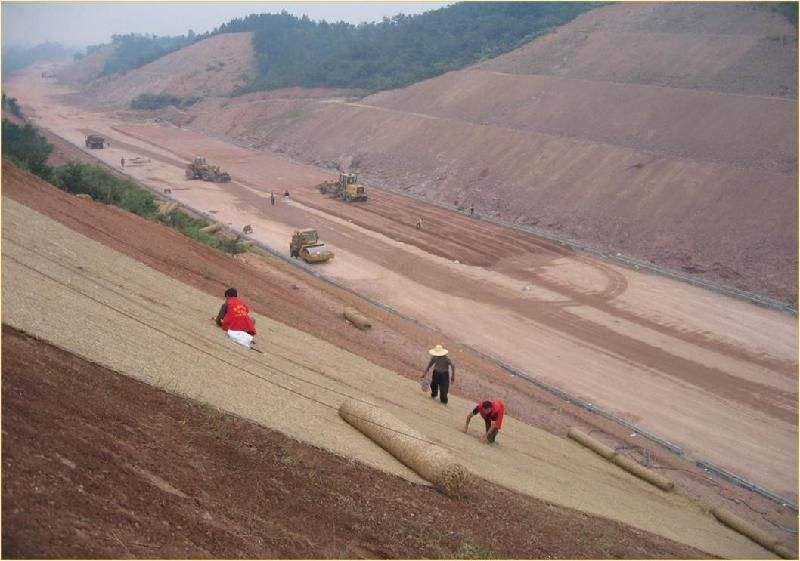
[465, 400, 505, 443]
[214, 288, 258, 350]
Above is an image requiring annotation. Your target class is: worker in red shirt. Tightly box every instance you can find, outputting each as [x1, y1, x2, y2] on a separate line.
[214, 287, 258, 350]
[464, 400, 505, 443]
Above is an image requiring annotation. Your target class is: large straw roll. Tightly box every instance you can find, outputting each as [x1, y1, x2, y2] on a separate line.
[338, 399, 467, 495]
[613, 454, 674, 491]
[158, 201, 178, 215]
[199, 222, 222, 234]
[711, 507, 790, 557]
[567, 428, 616, 460]
[773, 545, 796, 560]
[343, 308, 371, 330]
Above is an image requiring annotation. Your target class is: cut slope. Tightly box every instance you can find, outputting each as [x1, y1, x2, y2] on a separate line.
[78, 32, 254, 108]
[178, 2, 797, 303]
[55, 45, 113, 86]
[478, 2, 798, 97]
[1, 193, 775, 558]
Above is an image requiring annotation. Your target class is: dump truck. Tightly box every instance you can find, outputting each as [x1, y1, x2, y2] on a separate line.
[290, 229, 334, 263]
[85, 135, 106, 149]
[319, 172, 367, 202]
[185, 156, 231, 183]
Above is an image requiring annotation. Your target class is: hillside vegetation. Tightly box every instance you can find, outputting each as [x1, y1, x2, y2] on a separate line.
[95, 32, 201, 76]
[2, 42, 68, 78]
[208, 2, 600, 92]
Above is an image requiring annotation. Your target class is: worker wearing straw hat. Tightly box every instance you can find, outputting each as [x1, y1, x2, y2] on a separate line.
[421, 344, 455, 404]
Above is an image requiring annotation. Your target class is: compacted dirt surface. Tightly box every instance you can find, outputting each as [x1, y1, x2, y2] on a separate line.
[2, 326, 710, 559]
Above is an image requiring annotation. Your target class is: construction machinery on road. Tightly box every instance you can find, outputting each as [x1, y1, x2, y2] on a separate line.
[319, 172, 367, 202]
[185, 156, 231, 183]
[85, 134, 106, 149]
[290, 229, 334, 263]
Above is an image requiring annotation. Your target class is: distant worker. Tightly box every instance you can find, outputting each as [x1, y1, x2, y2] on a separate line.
[270, 192, 276, 206]
[284, 190, 290, 197]
[421, 344, 455, 405]
[416, 217, 423, 230]
[243, 224, 253, 235]
[120, 156, 125, 168]
[469, 205, 474, 216]
[465, 399, 505, 444]
[214, 287, 258, 350]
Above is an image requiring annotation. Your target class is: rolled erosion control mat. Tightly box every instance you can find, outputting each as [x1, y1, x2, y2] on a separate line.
[567, 428, 674, 491]
[711, 507, 794, 558]
[338, 399, 467, 495]
[567, 428, 616, 460]
[343, 308, 371, 330]
[613, 454, 674, 492]
[199, 222, 222, 234]
[158, 201, 178, 215]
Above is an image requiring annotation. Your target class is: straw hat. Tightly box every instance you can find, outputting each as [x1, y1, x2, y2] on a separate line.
[428, 344, 449, 356]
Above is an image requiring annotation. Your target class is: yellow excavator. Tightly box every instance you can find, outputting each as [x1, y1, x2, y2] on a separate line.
[318, 172, 367, 202]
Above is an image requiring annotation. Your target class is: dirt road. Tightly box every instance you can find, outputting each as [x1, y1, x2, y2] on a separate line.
[6, 66, 797, 501]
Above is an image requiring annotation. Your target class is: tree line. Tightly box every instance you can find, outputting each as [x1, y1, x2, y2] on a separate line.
[217, 2, 599, 93]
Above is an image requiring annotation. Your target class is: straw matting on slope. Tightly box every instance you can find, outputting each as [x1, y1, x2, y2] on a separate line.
[339, 399, 467, 494]
[0, 198, 773, 559]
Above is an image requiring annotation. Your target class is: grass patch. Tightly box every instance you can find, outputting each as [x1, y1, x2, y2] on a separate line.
[454, 537, 497, 559]
[130, 92, 202, 111]
[3, 119, 246, 255]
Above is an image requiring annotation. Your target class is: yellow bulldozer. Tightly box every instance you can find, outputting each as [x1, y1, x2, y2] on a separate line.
[185, 156, 231, 183]
[319, 172, 367, 202]
[290, 229, 334, 263]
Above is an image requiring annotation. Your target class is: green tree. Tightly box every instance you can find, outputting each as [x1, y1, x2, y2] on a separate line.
[1, 119, 52, 179]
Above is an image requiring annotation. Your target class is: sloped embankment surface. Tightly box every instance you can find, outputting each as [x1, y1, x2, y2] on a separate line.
[0, 195, 773, 558]
[78, 32, 255, 108]
[185, 2, 798, 303]
[3, 326, 709, 559]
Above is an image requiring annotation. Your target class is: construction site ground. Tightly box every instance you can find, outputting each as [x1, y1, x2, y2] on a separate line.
[3, 325, 710, 559]
[0, 170, 779, 559]
[3, 62, 797, 556]
[7, 65, 797, 495]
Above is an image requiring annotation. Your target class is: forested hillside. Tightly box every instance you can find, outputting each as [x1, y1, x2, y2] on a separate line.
[216, 3, 599, 92]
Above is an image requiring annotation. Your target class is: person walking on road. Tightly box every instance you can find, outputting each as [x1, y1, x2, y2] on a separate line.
[416, 217, 423, 230]
[465, 399, 505, 443]
[270, 192, 276, 206]
[421, 344, 455, 404]
[120, 156, 125, 168]
[214, 287, 259, 350]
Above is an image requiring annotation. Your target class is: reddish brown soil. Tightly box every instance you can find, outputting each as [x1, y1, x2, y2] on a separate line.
[3, 160, 796, 553]
[175, 2, 797, 304]
[2, 326, 709, 559]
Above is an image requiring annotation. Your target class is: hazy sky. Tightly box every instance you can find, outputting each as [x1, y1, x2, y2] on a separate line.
[2, 2, 450, 48]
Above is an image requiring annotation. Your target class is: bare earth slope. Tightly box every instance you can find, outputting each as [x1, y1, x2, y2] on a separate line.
[77, 32, 254, 108]
[177, 2, 797, 303]
[54, 45, 114, 86]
